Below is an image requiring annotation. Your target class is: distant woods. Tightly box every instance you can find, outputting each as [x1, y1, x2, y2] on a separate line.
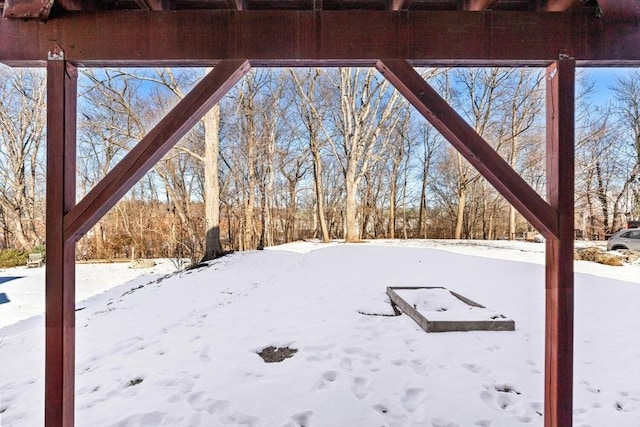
[0, 66, 638, 260]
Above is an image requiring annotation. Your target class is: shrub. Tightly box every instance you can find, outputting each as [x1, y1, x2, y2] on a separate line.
[575, 247, 623, 266]
[0, 249, 29, 268]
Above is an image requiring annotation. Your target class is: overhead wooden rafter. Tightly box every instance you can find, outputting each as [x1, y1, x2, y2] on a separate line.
[2, 8, 640, 67]
[4, 0, 635, 20]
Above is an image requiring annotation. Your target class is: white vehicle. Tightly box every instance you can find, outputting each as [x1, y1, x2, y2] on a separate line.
[607, 227, 640, 251]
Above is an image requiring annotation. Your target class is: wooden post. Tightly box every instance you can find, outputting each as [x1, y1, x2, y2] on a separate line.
[545, 56, 575, 427]
[45, 48, 77, 427]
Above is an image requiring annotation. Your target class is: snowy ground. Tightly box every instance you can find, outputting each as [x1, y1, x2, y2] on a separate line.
[0, 240, 638, 427]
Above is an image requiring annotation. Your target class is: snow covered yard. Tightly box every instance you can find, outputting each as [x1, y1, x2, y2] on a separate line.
[0, 241, 638, 427]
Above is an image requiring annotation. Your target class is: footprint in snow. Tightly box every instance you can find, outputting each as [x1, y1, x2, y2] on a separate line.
[479, 384, 541, 422]
[430, 418, 461, 427]
[199, 345, 211, 362]
[372, 401, 409, 424]
[283, 410, 313, 427]
[218, 410, 259, 426]
[312, 371, 337, 391]
[400, 387, 425, 413]
[340, 357, 353, 371]
[351, 376, 372, 400]
[108, 411, 167, 426]
[187, 391, 230, 414]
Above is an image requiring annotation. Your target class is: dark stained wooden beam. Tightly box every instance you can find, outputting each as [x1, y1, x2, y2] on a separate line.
[598, 0, 640, 21]
[55, 0, 98, 11]
[133, 0, 170, 10]
[544, 56, 575, 427]
[537, 0, 582, 12]
[376, 59, 559, 239]
[389, 0, 412, 10]
[64, 60, 251, 243]
[2, 0, 53, 19]
[1, 10, 640, 67]
[45, 51, 77, 427]
[227, 0, 245, 10]
[460, 0, 498, 10]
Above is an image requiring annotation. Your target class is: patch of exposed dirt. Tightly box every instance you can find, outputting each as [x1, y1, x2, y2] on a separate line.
[257, 346, 298, 363]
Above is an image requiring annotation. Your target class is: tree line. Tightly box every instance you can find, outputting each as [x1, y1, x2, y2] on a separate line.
[0, 65, 638, 261]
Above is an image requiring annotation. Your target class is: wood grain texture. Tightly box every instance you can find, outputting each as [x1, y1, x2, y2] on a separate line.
[1, 10, 640, 66]
[45, 58, 77, 427]
[544, 57, 575, 427]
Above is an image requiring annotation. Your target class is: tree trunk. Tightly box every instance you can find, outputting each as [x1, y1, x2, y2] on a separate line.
[202, 102, 223, 260]
[388, 178, 396, 239]
[312, 144, 330, 243]
[94, 221, 105, 258]
[509, 205, 516, 240]
[243, 106, 257, 251]
[595, 161, 610, 233]
[454, 187, 466, 239]
[344, 166, 359, 242]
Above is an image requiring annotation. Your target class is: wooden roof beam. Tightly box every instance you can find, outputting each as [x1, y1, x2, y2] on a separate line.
[55, 0, 97, 11]
[2, 10, 640, 67]
[389, 0, 412, 10]
[2, 0, 53, 19]
[598, 0, 640, 21]
[537, 0, 583, 12]
[460, 0, 498, 10]
[134, 0, 170, 10]
[227, 0, 245, 10]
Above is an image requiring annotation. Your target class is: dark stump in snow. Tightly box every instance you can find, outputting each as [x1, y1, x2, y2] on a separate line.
[258, 346, 298, 363]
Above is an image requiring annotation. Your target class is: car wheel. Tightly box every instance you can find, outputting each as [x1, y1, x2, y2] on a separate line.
[612, 245, 628, 251]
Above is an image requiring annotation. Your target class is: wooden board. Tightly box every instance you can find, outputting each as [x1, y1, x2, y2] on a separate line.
[387, 286, 515, 333]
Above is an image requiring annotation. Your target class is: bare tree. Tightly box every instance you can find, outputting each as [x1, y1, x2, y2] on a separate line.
[611, 70, 640, 223]
[416, 122, 442, 238]
[0, 67, 47, 250]
[326, 68, 403, 242]
[500, 69, 544, 239]
[290, 68, 331, 242]
[386, 106, 412, 239]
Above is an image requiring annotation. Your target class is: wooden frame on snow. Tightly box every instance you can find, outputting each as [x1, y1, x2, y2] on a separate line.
[387, 286, 515, 333]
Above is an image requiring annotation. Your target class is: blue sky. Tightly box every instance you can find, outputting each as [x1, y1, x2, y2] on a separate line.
[582, 67, 636, 106]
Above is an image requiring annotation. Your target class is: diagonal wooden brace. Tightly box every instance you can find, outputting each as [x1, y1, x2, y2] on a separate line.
[375, 59, 559, 240]
[64, 59, 251, 243]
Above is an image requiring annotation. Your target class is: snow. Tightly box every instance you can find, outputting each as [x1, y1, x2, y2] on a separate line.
[392, 287, 504, 321]
[0, 240, 638, 427]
